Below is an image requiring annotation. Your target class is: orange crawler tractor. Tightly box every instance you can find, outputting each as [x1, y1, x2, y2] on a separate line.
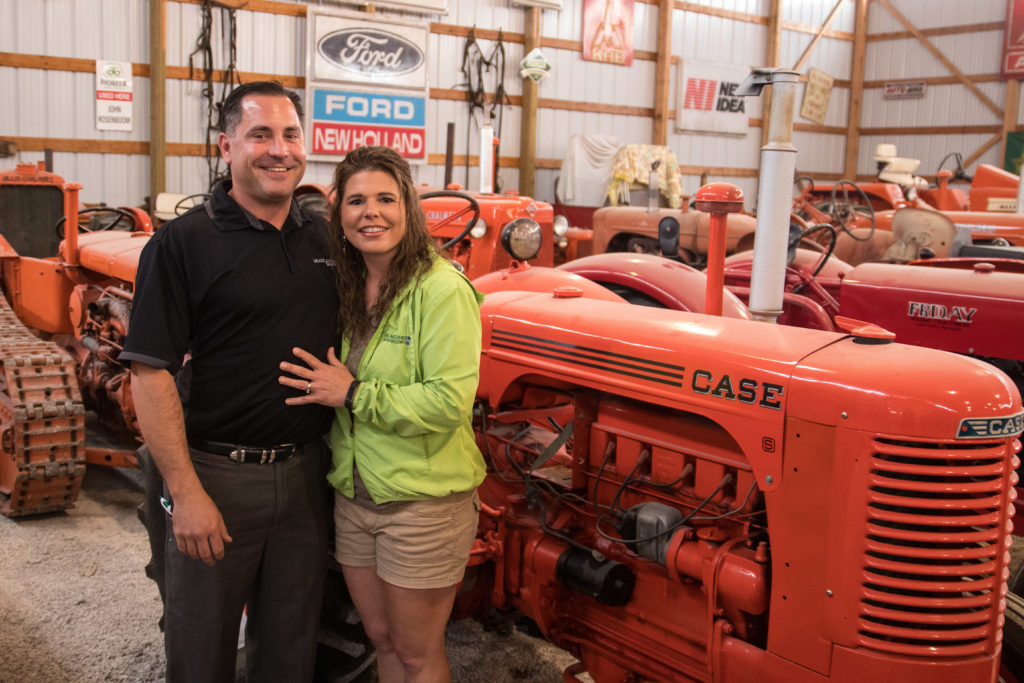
[0, 162, 151, 516]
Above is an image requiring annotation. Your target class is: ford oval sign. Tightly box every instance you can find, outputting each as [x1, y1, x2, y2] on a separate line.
[318, 29, 423, 77]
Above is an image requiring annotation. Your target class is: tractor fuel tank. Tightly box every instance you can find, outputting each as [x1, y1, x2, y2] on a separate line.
[590, 206, 758, 262]
[63, 230, 150, 284]
[840, 261, 1024, 361]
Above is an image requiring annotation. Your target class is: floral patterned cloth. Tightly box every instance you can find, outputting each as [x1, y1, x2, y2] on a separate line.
[607, 144, 684, 209]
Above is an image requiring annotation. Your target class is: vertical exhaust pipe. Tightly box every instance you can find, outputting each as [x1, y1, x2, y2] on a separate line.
[737, 68, 800, 323]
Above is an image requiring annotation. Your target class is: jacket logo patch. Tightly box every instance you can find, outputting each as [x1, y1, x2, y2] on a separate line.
[382, 333, 411, 345]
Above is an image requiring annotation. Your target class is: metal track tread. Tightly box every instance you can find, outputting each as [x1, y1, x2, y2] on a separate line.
[0, 294, 85, 516]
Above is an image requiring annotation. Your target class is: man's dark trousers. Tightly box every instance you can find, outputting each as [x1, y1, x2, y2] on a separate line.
[163, 441, 329, 683]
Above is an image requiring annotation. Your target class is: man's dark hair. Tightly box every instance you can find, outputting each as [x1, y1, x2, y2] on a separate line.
[218, 81, 304, 135]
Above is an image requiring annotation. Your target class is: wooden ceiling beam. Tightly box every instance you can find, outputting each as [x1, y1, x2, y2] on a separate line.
[792, 0, 846, 73]
[844, 0, 868, 180]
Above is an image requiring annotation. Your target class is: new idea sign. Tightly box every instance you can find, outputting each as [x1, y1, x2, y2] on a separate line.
[311, 87, 426, 160]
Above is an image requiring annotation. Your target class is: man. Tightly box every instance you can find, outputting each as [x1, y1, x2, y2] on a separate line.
[121, 81, 339, 682]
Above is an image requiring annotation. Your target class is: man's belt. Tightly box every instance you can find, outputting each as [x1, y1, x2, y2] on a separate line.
[189, 439, 300, 464]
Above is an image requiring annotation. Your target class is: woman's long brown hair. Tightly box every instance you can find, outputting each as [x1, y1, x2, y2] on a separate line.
[327, 145, 439, 340]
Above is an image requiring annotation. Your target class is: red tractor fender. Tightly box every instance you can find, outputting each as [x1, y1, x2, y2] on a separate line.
[723, 247, 853, 280]
[558, 252, 752, 319]
[721, 249, 848, 331]
[472, 260, 627, 303]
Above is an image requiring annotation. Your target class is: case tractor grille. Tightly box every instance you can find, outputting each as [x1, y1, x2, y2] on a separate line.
[858, 437, 1013, 657]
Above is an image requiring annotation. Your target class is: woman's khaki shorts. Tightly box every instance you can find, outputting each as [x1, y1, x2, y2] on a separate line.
[333, 488, 480, 589]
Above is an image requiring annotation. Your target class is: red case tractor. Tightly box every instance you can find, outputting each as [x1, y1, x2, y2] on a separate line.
[2, 162, 1021, 681]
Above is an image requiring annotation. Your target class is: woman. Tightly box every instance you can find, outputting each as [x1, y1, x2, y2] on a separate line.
[279, 145, 486, 682]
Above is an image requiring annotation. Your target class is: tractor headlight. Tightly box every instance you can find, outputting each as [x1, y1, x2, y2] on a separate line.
[469, 217, 487, 239]
[553, 214, 569, 237]
[500, 217, 542, 260]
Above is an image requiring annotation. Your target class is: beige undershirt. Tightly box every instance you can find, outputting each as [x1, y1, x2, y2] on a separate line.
[345, 320, 389, 510]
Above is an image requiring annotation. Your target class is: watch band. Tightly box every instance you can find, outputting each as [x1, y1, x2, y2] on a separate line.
[344, 380, 362, 410]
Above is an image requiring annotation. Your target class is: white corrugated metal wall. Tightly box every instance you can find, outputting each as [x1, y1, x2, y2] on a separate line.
[0, 0, 1015, 211]
[862, 0, 1009, 180]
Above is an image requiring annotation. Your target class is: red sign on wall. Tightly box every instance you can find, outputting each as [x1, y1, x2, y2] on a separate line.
[1004, 0, 1024, 78]
[581, 0, 634, 66]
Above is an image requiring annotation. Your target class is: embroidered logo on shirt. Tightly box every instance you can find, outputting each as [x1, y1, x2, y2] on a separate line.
[382, 333, 411, 345]
[313, 257, 337, 267]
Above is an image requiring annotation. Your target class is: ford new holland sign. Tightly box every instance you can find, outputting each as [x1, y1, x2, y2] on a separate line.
[311, 87, 426, 161]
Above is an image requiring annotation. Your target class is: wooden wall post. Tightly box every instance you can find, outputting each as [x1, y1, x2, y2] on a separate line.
[761, 0, 782, 147]
[519, 7, 541, 197]
[652, 0, 673, 145]
[1002, 79, 1021, 167]
[844, 0, 868, 180]
[149, 0, 166, 208]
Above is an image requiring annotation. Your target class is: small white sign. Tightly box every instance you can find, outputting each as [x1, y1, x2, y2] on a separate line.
[987, 197, 1017, 212]
[95, 60, 133, 131]
[883, 81, 926, 100]
[676, 59, 749, 137]
[800, 68, 833, 125]
[520, 48, 551, 82]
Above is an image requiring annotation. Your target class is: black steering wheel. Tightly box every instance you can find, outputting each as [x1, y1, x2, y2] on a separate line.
[56, 206, 139, 239]
[830, 180, 876, 241]
[419, 190, 481, 250]
[788, 221, 838, 280]
[173, 193, 210, 217]
[936, 152, 972, 183]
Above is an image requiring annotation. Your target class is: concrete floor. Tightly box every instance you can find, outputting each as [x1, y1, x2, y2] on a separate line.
[2, 465, 1022, 682]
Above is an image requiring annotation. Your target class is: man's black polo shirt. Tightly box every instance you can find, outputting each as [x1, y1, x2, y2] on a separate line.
[121, 181, 339, 446]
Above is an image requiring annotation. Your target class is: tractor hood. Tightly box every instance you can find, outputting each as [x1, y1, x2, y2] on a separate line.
[62, 230, 151, 284]
[478, 290, 1021, 491]
[840, 261, 1024, 361]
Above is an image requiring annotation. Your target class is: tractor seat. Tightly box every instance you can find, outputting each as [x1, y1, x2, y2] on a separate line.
[832, 227, 895, 266]
[874, 143, 928, 190]
[957, 242, 1024, 261]
[153, 193, 197, 222]
[881, 207, 957, 262]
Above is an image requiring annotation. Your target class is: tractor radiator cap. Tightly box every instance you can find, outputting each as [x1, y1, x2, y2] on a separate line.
[834, 315, 896, 344]
[553, 286, 584, 298]
[694, 182, 744, 214]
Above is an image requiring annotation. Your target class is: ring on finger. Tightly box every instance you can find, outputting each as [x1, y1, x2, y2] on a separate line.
[306, 381, 312, 394]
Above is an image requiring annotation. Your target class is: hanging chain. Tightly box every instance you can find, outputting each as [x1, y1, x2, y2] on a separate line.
[457, 28, 509, 188]
[188, 0, 241, 192]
